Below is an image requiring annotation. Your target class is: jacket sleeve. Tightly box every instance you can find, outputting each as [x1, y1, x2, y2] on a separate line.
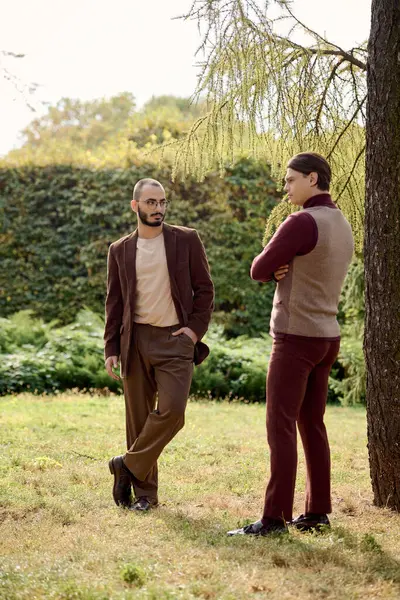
[187, 231, 214, 340]
[104, 244, 123, 359]
[250, 212, 318, 282]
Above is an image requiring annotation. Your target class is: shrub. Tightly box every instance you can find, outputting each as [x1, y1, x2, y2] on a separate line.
[192, 328, 271, 402]
[329, 333, 365, 405]
[0, 310, 53, 353]
[0, 312, 365, 404]
[120, 564, 146, 586]
[0, 310, 120, 395]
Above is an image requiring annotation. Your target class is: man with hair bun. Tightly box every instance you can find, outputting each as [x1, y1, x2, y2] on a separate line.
[104, 178, 214, 511]
[228, 152, 354, 536]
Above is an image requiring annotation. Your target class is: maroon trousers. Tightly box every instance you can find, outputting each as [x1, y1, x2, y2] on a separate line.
[262, 336, 340, 523]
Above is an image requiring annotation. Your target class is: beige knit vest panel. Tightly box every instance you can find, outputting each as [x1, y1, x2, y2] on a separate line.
[270, 207, 354, 338]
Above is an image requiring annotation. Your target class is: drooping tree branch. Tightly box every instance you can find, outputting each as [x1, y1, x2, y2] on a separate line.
[163, 1, 368, 251]
[336, 144, 366, 203]
[281, 4, 367, 70]
[275, 36, 367, 71]
[0, 50, 38, 111]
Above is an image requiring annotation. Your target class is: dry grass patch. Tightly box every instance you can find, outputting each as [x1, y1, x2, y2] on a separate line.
[1, 394, 400, 599]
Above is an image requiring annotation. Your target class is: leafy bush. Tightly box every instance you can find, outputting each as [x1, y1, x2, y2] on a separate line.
[0, 311, 365, 404]
[191, 326, 271, 401]
[328, 260, 365, 405]
[120, 563, 146, 587]
[0, 313, 271, 399]
[329, 333, 366, 405]
[1, 351, 59, 395]
[0, 310, 120, 395]
[0, 310, 53, 353]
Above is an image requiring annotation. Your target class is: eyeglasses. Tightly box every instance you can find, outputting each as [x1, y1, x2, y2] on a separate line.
[139, 199, 169, 209]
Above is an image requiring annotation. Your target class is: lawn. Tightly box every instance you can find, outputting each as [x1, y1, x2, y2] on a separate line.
[1, 393, 400, 600]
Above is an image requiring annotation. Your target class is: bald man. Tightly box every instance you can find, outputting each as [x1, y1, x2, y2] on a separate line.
[104, 178, 214, 511]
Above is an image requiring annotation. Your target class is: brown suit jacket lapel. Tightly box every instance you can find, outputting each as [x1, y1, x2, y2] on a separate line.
[123, 230, 138, 312]
[162, 223, 176, 280]
[162, 223, 185, 322]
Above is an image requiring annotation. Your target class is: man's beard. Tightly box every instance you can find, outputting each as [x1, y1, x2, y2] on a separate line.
[138, 207, 165, 227]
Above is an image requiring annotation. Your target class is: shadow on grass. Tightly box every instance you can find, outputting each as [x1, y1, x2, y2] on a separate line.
[156, 508, 400, 586]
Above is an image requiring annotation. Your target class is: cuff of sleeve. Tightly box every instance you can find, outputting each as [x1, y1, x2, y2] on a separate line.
[187, 319, 208, 341]
[104, 343, 120, 360]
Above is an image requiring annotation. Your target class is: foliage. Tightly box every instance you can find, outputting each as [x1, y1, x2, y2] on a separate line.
[128, 95, 206, 148]
[2, 94, 206, 169]
[120, 564, 146, 587]
[192, 325, 271, 401]
[0, 310, 119, 395]
[201, 157, 279, 336]
[21, 93, 137, 149]
[0, 310, 54, 353]
[328, 259, 365, 406]
[0, 157, 277, 337]
[169, 1, 367, 252]
[1, 164, 138, 323]
[0, 311, 364, 404]
[0, 311, 271, 399]
[329, 331, 366, 405]
[340, 257, 364, 331]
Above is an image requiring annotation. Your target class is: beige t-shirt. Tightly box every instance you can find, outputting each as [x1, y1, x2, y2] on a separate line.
[134, 232, 179, 327]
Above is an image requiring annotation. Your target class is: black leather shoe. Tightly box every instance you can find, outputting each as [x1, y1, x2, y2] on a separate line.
[290, 513, 330, 532]
[128, 496, 158, 512]
[108, 456, 132, 507]
[227, 518, 288, 536]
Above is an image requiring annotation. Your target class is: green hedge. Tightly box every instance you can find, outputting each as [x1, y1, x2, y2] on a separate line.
[0, 158, 278, 337]
[0, 311, 365, 404]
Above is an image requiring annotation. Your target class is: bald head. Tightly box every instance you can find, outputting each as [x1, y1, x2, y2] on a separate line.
[133, 178, 164, 201]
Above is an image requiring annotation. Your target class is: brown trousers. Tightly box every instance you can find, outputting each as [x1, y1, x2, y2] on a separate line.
[262, 336, 340, 522]
[122, 323, 194, 501]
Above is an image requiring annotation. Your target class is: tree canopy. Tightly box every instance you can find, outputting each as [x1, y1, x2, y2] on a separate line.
[2, 93, 206, 169]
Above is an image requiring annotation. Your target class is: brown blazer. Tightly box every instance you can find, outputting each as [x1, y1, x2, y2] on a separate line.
[104, 223, 214, 376]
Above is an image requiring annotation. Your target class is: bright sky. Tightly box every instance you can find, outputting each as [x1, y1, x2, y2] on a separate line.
[0, 0, 371, 156]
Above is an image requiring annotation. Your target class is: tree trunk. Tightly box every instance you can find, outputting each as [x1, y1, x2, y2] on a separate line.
[364, 0, 400, 509]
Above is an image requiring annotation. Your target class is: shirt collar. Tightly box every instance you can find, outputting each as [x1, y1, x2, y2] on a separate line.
[303, 193, 337, 209]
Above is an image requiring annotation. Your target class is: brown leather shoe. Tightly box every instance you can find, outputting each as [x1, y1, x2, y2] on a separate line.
[290, 513, 330, 532]
[128, 496, 158, 512]
[108, 456, 132, 507]
[227, 518, 288, 536]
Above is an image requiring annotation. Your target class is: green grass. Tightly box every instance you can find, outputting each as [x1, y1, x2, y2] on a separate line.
[1, 393, 400, 599]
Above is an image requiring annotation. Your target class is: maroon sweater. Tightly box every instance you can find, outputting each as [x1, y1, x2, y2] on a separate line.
[251, 194, 337, 282]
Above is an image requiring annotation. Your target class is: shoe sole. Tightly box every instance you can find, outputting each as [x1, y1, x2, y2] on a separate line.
[129, 500, 159, 512]
[293, 523, 330, 533]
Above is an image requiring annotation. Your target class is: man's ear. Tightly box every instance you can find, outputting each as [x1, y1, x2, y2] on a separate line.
[309, 172, 319, 187]
[131, 199, 137, 213]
